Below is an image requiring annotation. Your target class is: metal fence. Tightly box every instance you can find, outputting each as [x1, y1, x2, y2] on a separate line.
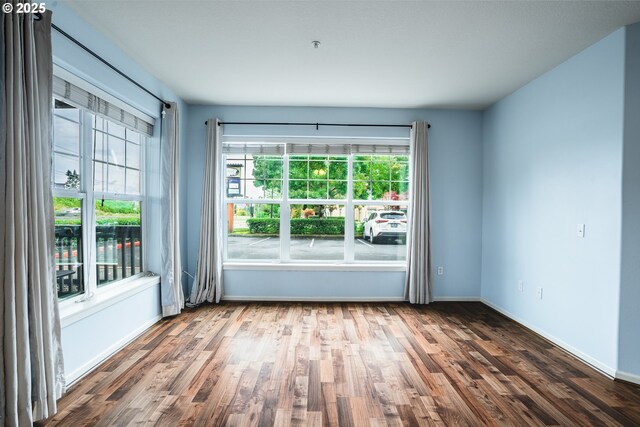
[55, 225, 143, 299]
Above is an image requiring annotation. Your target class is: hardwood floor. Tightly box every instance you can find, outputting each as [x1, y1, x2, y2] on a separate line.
[40, 302, 640, 426]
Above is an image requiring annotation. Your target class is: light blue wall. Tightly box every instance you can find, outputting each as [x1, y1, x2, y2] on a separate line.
[184, 106, 483, 300]
[60, 285, 161, 383]
[481, 29, 626, 373]
[619, 23, 640, 379]
[51, 2, 188, 381]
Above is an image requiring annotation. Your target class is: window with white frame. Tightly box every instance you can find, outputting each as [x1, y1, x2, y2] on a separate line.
[223, 140, 410, 264]
[52, 75, 153, 299]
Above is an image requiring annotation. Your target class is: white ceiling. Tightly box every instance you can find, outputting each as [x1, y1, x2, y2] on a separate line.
[64, 0, 640, 110]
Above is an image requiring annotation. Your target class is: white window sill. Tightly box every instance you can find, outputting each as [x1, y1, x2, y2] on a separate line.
[223, 262, 406, 272]
[59, 273, 160, 328]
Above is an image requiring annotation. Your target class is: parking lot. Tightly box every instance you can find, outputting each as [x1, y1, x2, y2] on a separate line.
[227, 236, 406, 261]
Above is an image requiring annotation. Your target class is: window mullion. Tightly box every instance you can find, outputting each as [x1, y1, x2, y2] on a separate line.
[82, 110, 98, 296]
[345, 155, 354, 262]
[281, 154, 290, 262]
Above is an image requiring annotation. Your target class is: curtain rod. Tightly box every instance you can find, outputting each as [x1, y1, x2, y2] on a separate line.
[51, 22, 171, 109]
[207, 121, 430, 129]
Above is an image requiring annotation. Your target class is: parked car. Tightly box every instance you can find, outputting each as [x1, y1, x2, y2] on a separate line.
[362, 210, 407, 244]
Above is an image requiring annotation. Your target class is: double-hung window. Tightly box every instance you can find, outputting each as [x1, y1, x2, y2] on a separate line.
[223, 139, 410, 265]
[52, 72, 154, 300]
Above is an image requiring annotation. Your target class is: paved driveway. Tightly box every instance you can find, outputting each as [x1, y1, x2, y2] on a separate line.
[227, 236, 406, 261]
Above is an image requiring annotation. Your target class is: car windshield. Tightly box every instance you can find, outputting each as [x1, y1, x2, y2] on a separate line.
[380, 212, 405, 220]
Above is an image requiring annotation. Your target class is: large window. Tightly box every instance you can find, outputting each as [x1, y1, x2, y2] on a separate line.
[53, 99, 146, 299]
[223, 142, 410, 264]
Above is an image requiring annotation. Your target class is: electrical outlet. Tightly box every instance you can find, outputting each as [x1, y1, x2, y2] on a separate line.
[537, 287, 543, 300]
[437, 266, 444, 275]
[518, 280, 524, 292]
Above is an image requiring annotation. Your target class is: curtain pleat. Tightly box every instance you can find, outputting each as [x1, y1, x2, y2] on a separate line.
[160, 102, 184, 316]
[405, 121, 432, 304]
[1, 9, 65, 425]
[189, 119, 224, 304]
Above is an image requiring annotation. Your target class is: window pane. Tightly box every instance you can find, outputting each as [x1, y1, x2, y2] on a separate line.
[289, 180, 307, 199]
[289, 155, 346, 200]
[53, 101, 81, 190]
[96, 200, 142, 286]
[353, 154, 409, 201]
[355, 205, 407, 261]
[107, 165, 125, 194]
[126, 129, 140, 144]
[227, 203, 280, 260]
[307, 180, 328, 199]
[107, 121, 125, 139]
[93, 131, 105, 162]
[225, 155, 283, 200]
[94, 162, 105, 194]
[327, 159, 347, 180]
[126, 169, 140, 194]
[54, 99, 79, 121]
[328, 181, 347, 199]
[290, 204, 344, 261]
[53, 154, 81, 190]
[390, 156, 409, 180]
[288, 160, 308, 179]
[126, 142, 140, 169]
[54, 197, 84, 299]
[108, 135, 125, 166]
[53, 116, 80, 156]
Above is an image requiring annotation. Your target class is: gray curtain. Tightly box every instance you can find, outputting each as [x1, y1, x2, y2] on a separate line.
[1, 10, 66, 425]
[405, 121, 432, 304]
[160, 102, 184, 316]
[189, 119, 224, 304]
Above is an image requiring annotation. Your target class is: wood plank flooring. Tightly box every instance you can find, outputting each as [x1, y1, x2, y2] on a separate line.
[39, 302, 640, 426]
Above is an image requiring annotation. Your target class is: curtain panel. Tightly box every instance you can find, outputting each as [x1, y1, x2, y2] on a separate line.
[405, 121, 432, 304]
[1, 9, 65, 425]
[160, 102, 184, 316]
[189, 119, 224, 304]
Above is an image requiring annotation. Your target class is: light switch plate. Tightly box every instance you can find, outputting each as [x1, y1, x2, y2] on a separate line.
[577, 223, 585, 238]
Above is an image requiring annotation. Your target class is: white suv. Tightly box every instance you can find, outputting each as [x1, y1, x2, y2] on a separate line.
[362, 210, 407, 244]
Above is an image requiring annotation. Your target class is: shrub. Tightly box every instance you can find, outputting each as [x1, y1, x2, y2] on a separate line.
[247, 218, 279, 234]
[246, 217, 346, 235]
[290, 217, 344, 235]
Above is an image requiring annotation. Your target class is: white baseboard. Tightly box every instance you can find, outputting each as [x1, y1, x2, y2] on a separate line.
[433, 296, 481, 302]
[615, 369, 640, 385]
[222, 296, 482, 303]
[65, 314, 162, 386]
[222, 295, 406, 302]
[480, 298, 617, 379]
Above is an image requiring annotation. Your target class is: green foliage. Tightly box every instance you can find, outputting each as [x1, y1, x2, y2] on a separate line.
[257, 204, 280, 218]
[246, 218, 279, 234]
[246, 217, 346, 235]
[54, 197, 140, 226]
[64, 170, 80, 190]
[55, 215, 141, 226]
[97, 200, 139, 214]
[290, 217, 344, 235]
[251, 156, 283, 198]
[54, 197, 81, 210]
[96, 216, 141, 226]
[251, 154, 409, 200]
[352, 155, 409, 200]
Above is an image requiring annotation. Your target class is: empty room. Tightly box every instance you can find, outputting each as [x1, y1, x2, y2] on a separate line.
[2, 0, 640, 425]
